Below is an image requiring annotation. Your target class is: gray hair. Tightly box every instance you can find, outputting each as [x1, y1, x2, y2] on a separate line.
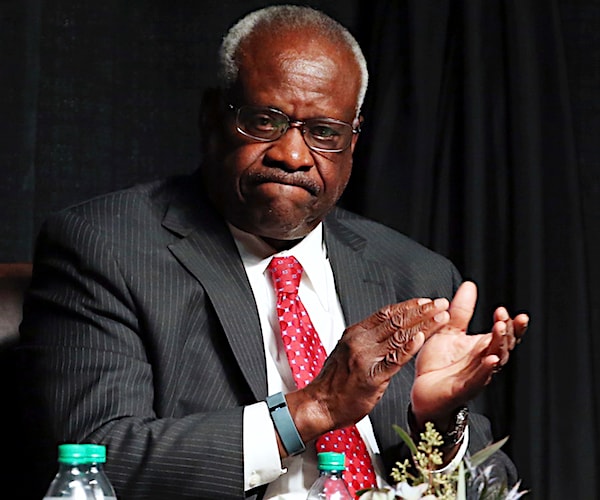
[218, 5, 369, 115]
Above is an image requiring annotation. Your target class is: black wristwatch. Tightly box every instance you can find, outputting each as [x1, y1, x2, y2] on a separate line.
[407, 403, 469, 450]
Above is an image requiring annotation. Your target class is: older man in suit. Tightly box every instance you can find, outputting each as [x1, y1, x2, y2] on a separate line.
[16, 5, 527, 499]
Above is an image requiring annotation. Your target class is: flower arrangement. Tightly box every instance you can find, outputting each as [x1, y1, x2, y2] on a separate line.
[358, 423, 528, 500]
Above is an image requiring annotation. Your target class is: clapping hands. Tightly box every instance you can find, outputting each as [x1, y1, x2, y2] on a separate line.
[410, 281, 528, 428]
[289, 281, 528, 451]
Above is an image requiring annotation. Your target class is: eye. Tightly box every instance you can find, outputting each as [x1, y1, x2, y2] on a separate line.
[248, 113, 279, 132]
[309, 124, 341, 141]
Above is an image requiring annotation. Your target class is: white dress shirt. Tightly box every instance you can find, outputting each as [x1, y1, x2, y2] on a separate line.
[229, 223, 467, 499]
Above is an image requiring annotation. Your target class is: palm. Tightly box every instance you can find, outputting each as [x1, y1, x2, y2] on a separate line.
[412, 282, 498, 416]
[416, 327, 485, 374]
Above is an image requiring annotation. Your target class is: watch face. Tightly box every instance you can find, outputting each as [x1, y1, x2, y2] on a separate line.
[406, 404, 469, 449]
[443, 406, 469, 447]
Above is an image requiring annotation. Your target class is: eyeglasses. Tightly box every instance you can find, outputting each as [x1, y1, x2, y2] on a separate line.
[228, 104, 361, 153]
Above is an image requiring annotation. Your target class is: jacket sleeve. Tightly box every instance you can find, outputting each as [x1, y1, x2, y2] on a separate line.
[365, 233, 519, 491]
[16, 209, 248, 500]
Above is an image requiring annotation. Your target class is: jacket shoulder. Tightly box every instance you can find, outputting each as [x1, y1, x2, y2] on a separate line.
[327, 206, 461, 295]
[328, 207, 453, 263]
[54, 175, 190, 224]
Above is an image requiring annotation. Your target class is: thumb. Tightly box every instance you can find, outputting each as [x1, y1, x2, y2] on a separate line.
[448, 281, 477, 332]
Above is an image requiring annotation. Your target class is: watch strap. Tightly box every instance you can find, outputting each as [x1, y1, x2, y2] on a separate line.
[266, 392, 306, 456]
[407, 403, 469, 450]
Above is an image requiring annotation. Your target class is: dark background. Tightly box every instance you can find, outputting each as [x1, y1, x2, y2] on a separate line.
[1, 1, 598, 498]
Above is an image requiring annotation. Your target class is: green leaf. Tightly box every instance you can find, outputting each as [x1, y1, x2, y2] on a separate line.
[468, 436, 510, 468]
[457, 460, 467, 500]
[392, 424, 418, 456]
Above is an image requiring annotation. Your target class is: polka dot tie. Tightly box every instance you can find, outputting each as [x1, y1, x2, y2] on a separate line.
[268, 256, 376, 497]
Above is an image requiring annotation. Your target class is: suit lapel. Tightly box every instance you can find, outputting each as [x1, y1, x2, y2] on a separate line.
[324, 210, 397, 325]
[163, 190, 268, 401]
[159, 192, 401, 404]
[324, 209, 415, 458]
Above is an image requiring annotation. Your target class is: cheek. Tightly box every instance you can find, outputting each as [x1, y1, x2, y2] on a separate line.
[221, 143, 267, 186]
[321, 155, 353, 199]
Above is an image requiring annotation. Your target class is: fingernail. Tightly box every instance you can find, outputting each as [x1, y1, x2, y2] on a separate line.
[434, 298, 448, 308]
[434, 311, 448, 323]
[418, 298, 432, 305]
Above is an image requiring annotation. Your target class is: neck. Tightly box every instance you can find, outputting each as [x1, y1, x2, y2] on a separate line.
[260, 236, 304, 252]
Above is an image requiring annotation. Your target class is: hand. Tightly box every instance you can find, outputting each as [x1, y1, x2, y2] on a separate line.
[285, 297, 450, 446]
[410, 281, 529, 429]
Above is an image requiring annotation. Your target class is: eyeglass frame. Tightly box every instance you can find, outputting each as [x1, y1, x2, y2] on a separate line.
[227, 104, 362, 153]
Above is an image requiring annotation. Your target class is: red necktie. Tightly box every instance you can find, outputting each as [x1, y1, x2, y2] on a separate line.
[268, 256, 377, 496]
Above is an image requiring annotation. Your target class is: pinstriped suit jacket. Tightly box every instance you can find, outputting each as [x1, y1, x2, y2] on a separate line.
[16, 172, 516, 499]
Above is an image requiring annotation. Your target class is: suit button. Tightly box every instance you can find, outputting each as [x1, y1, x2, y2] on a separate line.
[248, 471, 261, 487]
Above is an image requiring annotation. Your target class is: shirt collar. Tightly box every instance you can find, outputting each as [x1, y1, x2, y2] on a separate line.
[228, 223, 329, 297]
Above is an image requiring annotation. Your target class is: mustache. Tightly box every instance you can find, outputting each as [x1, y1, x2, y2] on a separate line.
[246, 171, 321, 196]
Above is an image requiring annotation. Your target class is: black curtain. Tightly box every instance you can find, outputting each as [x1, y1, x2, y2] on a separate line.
[0, 0, 360, 258]
[346, 1, 598, 498]
[2, 1, 599, 498]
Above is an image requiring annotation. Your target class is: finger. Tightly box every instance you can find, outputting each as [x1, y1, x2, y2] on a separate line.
[459, 338, 503, 394]
[492, 307, 516, 350]
[502, 317, 516, 350]
[383, 331, 425, 366]
[514, 313, 529, 344]
[482, 354, 502, 384]
[365, 299, 449, 370]
[488, 321, 510, 366]
[434, 344, 500, 405]
[358, 297, 431, 332]
[365, 298, 449, 344]
[448, 281, 477, 332]
[493, 306, 509, 322]
[493, 308, 529, 347]
[507, 323, 516, 351]
[383, 299, 450, 353]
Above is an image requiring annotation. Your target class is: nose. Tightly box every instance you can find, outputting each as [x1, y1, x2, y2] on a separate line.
[264, 125, 314, 171]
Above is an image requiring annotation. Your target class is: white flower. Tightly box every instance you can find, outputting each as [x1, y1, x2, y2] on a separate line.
[358, 488, 396, 500]
[504, 480, 528, 500]
[393, 482, 434, 500]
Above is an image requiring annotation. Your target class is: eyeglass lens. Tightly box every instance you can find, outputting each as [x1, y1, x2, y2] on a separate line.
[236, 106, 355, 152]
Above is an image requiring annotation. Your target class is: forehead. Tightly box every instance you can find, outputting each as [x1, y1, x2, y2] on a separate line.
[235, 27, 361, 119]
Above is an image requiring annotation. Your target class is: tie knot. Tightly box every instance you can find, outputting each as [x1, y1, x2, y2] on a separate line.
[268, 256, 303, 296]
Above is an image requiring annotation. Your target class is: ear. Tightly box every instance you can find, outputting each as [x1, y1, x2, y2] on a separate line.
[349, 114, 364, 154]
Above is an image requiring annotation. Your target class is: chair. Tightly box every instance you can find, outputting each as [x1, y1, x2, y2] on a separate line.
[0, 262, 32, 348]
[0, 263, 32, 484]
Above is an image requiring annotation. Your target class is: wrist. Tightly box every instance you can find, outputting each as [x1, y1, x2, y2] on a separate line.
[284, 388, 334, 444]
[407, 403, 469, 452]
[266, 392, 306, 456]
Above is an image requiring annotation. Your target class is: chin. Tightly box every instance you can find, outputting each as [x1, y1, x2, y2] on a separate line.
[247, 215, 317, 243]
[258, 222, 311, 241]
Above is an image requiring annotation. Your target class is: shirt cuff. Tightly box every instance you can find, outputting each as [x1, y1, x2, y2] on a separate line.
[243, 401, 287, 490]
[433, 425, 470, 474]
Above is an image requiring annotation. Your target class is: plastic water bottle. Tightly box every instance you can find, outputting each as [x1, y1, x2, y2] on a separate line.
[43, 443, 117, 499]
[85, 444, 117, 500]
[306, 451, 353, 500]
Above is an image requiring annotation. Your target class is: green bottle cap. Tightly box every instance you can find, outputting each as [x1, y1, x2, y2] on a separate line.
[57, 444, 107, 464]
[57, 444, 88, 464]
[83, 443, 107, 463]
[317, 451, 346, 471]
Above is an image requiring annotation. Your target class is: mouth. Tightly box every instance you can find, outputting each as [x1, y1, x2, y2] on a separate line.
[247, 172, 321, 196]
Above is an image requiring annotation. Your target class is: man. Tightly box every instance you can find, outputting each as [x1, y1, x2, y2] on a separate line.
[16, 5, 528, 499]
